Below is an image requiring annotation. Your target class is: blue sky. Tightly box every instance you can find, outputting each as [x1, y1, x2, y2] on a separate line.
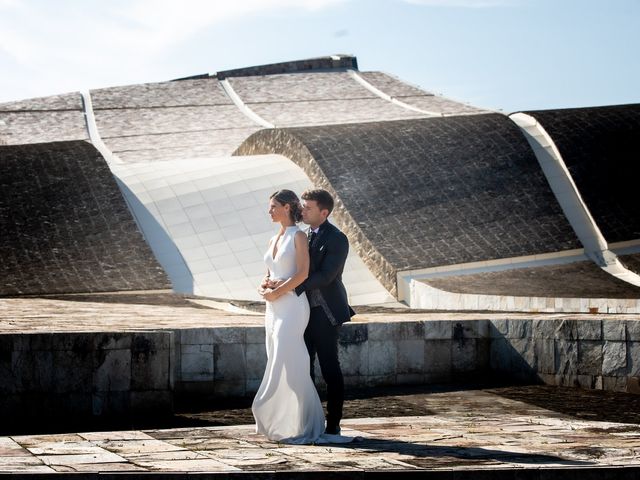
[0, 0, 638, 112]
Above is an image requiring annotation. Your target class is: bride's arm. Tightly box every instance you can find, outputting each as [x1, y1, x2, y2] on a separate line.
[258, 237, 274, 294]
[262, 231, 309, 301]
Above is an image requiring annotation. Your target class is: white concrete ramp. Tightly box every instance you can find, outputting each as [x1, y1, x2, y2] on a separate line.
[113, 154, 394, 305]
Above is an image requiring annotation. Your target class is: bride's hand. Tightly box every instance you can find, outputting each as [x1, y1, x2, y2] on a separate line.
[267, 279, 284, 289]
[262, 288, 279, 302]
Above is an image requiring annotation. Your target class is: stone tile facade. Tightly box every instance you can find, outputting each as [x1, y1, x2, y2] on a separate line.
[91, 80, 260, 162]
[526, 104, 640, 244]
[250, 97, 426, 127]
[228, 71, 377, 103]
[90, 79, 232, 108]
[0, 141, 170, 295]
[234, 115, 581, 295]
[0, 94, 88, 145]
[359, 71, 433, 97]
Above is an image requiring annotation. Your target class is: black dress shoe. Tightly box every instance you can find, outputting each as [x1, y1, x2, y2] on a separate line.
[325, 424, 341, 435]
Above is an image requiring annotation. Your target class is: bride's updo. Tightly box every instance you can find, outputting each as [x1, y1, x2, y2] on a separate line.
[270, 189, 302, 223]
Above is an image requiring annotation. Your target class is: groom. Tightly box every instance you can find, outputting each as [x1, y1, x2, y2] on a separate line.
[296, 189, 355, 435]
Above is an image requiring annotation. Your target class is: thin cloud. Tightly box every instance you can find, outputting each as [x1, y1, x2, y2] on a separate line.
[0, 0, 346, 100]
[403, 0, 522, 7]
[0, 0, 347, 63]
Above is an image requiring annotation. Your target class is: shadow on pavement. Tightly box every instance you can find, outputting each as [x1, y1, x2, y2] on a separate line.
[341, 437, 594, 467]
[488, 384, 640, 424]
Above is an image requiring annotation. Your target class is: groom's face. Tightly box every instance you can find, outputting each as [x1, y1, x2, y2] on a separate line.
[301, 199, 328, 228]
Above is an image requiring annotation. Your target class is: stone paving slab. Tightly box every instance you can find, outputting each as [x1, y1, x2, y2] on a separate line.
[3, 296, 639, 334]
[1, 389, 639, 475]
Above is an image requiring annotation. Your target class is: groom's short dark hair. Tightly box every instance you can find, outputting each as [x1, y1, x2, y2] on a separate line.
[302, 189, 334, 214]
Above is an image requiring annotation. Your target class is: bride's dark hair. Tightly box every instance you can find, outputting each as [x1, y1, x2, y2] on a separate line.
[270, 189, 302, 223]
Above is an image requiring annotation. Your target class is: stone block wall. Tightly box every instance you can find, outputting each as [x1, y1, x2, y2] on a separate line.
[0, 331, 174, 421]
[2, 318, 639, 420]
[173, 320, 493, 398]
[173, 318, 638, 398]
[490, 318, 640, 393]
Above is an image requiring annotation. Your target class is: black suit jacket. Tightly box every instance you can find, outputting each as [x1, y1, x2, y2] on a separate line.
[295, 221, 355, 325]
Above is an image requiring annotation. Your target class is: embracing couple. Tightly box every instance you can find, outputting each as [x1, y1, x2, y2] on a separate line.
[252, 188, 355, 444]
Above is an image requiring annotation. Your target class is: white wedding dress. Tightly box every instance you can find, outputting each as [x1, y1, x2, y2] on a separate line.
[252, 226, 326, 444]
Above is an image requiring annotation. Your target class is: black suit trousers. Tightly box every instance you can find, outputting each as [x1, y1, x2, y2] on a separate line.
[304, 306, 344, 427]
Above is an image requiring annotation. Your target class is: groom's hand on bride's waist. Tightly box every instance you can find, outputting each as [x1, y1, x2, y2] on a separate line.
[266, 279, 284, 289]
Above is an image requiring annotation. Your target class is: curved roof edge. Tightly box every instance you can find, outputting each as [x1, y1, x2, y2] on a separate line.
[216, 54, 358, 80]
[233, 128, 398, 296]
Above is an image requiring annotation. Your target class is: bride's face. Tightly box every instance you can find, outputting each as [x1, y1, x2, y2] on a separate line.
[268, 199, 290, 223]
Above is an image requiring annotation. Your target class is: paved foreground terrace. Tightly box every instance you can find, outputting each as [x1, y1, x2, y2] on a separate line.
[2, 294, 640, 476]
[1, 385, 640, 477]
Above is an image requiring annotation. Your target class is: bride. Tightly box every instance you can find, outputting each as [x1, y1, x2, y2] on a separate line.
[252, 189, 325, 443]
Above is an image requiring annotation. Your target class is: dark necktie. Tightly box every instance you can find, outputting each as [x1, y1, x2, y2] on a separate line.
[308, 231, 317, 248]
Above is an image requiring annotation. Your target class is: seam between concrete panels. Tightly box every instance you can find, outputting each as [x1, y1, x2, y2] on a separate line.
[347, 69, 443, 117]
[218, 79, 275, 128]
[80, 91, 123, 165]
[510, 112, 640, 288]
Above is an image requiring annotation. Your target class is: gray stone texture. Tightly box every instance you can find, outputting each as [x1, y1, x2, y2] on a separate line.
[91, 80, 258, 162]
[251, 97, 426, 127]
[0, 141, 170, 295]
[422, 261, 640, 298]
[0, 92, 88, 146]
[0, 331, 173, 420]
[90, 79, 231, 108]
[227, 69, 484, 127]
[229, 72, 377, 103]
[604, 319, 626, 341]
[339, 341, 368, 377]
[619, 253, 640, 275]
[401, 94, 487, 115]
[452, 338, 477, 372]
[0, 110, 88, 145]
[577, 340, 603, 375]
[526, 104, 640, 243]
[555, 340, 579, 376]
[95, 105, 255, 137]
[396, 339, 425, 373]
[626, 320, 640, 341]
[359, 71, 433, 97]
[577, 319, 603, 340]
[629, 342, 640, 376]
[424, 320, 453, 339]
[234, 115, 580, 295]
[105, 128, 258, 162]
[603, 340, 627, 376]
[534, 338, 555, 374]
